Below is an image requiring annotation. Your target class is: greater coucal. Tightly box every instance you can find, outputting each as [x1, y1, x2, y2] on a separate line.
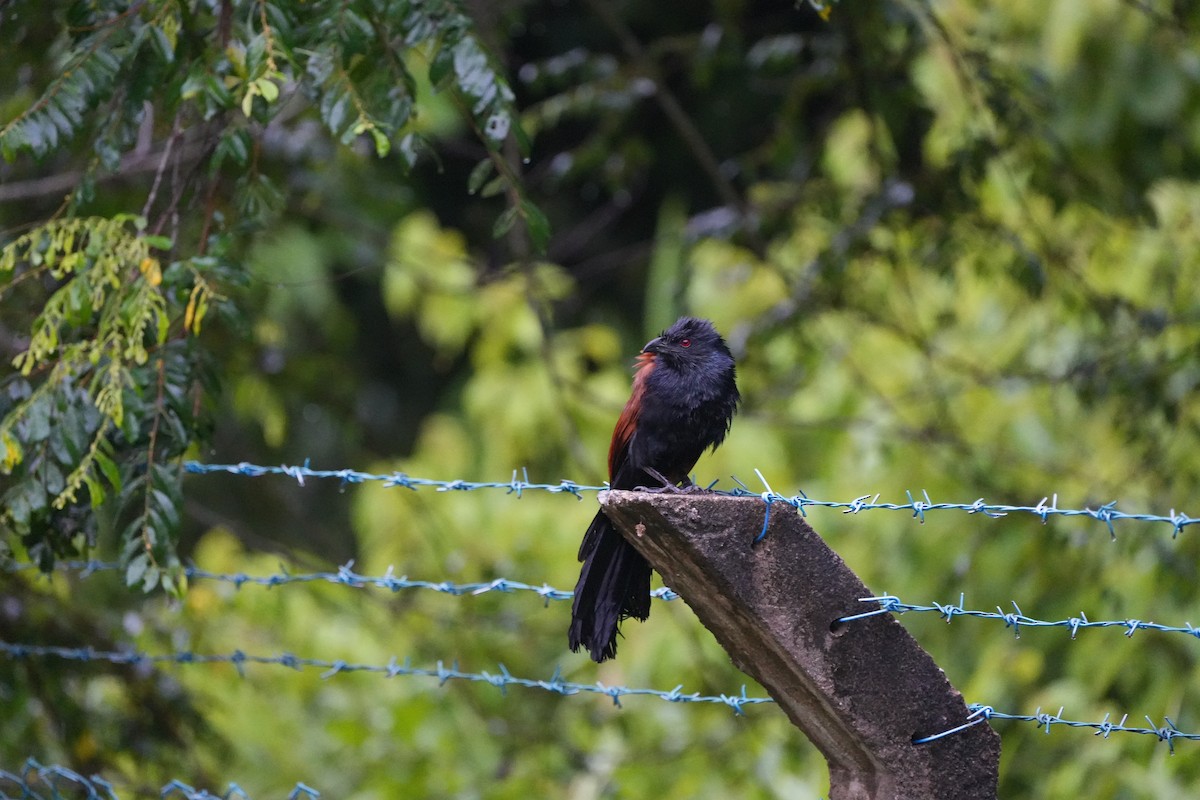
[569, 316, 740, 662]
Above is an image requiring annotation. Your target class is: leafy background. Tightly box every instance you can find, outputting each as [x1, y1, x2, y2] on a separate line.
[2, 0, 1200, 797]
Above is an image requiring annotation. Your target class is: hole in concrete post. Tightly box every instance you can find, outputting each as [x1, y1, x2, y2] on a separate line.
[828, 617, 847, 636]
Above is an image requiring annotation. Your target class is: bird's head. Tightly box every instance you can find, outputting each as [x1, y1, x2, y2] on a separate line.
[641, 316, 733, 371]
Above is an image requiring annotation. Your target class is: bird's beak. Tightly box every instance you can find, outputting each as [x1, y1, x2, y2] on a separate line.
[642, 336, 663, 354]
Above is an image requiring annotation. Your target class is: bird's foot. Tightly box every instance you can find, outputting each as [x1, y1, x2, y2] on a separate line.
[634, 468, 708, 494]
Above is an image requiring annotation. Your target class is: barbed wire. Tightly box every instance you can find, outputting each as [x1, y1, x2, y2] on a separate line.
[14, 461, 1194, 759]
[7, 635, 1198, 749]
[16, 561, 1200, 644]
[182, 461, 1199, 539]
[2, 560, 681, 603]
[838, 593, 1200, 642]
[0, 640, 771, 714]
[915, 705, 1200, 753]
[182, 461, 603, 497]
[0, 758, 319, 800]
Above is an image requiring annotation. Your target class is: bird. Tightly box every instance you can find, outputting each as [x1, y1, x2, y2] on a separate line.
[568, 316, 739, 662]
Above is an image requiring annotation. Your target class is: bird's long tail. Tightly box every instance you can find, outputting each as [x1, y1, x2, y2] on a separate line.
[568, 508, 652, 662]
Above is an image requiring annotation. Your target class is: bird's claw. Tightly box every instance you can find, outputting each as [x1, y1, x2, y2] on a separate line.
[634, 467, 709, 494]
[637, 484, 708, 494]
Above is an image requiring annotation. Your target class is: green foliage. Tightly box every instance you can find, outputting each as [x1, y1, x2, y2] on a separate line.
[2, 216, 168, 427]
[3, 0, 1200, 798]
[0, 216, 216, 586]
[0, 0, 541, 579]
[0, 566, 219, 782]
[1, 0, 535, 225]
[0, 41, 122, 162]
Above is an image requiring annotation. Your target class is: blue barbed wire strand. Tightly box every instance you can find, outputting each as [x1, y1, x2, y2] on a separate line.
[2, 560, 681, 603]
[837, 593, 1200, 642]
[0, 640, 771, 715]
[0, 758, 319, 800]
[20, 562, 1200, 644]
[182, 461, 604, 497]
[18, 561, 1199, 644]
[6, 637, 1195, 750]
[915, 705, 1200, 753]
[16, 560, 1196, 643]
[182, 461, 1199, 539]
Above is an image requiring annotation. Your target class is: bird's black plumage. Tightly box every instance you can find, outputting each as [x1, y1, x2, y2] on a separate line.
[569, 317, 739, 662]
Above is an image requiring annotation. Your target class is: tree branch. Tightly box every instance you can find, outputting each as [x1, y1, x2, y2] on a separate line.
[0, 139, 210, 203]
[583, 0, 761, 247]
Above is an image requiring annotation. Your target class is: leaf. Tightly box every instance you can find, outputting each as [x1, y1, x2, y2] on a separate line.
[202, 74, 234, 112]
[147, 25, 176, 63]
[163, 568, 187, 599]
[521, 199, 551, 253]
[56, 403, 87, 463]
[257, 77, 280, 103]
[142, 563, 161, 593]
[0, 430, 22, 473]
[213, 129, 251, 167]
[156, 307, 170, 344]
[0, 44, 123, 159]
[2, 483, 39, 524]
[492, 205, 519, 239]
[23, 394, 52, 441]
[479, 175, 508, 199]
[151, 488, 181, 530]
[370, 127, 390, 157]
[82, 471, 106, 505]
[241, 87, 256, 117]
[323, 89, 350, 137]
[94, 448, 121, 493]
[125, 553, 149, 587]
[39, 460, 65, 495]
[396, 133, 423, 170]
[467, 158, 495, 195]
[139, 257, 163, 286]
[184, 287, 198, 333]
[429, 46, 455, 90]
[512, 117, 534, 158]
[180, 69, 207, 100]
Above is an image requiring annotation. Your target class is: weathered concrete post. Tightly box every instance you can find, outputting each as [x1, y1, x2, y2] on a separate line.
[600, 491, 999, 800]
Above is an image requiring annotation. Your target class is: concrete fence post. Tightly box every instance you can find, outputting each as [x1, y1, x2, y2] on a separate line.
[600, 490, 1000, 800]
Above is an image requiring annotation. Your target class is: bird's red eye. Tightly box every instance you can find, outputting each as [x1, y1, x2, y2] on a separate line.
[680, 339, 691, 348]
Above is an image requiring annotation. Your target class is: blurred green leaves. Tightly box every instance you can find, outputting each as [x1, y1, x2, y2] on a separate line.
[2, 0, 1200, 797]
[0, 216, 216, 585]
[0, 0, 539, 582]
[0, 36, 123, 161]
